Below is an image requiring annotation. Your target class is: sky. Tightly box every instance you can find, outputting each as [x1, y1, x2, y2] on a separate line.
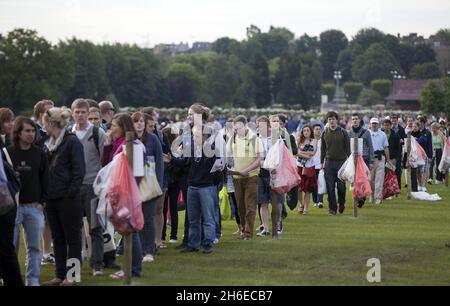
[1, 0, 449, 47]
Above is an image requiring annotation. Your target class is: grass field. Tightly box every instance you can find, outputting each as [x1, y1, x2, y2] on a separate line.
[18, 182, 450, 286]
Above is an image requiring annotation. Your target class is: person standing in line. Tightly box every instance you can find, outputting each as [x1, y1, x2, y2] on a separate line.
[8, 117, 49, 286]
[41, 107, 85, 286]
[311, 124, 324, 208]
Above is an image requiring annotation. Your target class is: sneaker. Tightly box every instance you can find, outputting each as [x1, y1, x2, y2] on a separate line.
[375, 199, 382, 205]
[258, 225, 264, 232]
[313, 203, 318, 208]
[277, 221, 283, 235]
[435, 180, 442, 185]
[180, 247, 199, 253]
[203, 247, 213, 254]
[142, 254, 155, 263]
[302, 210, 308, 215]
[41, 254, 55, 265]
[281, 211, 288, 219]
[169, 239, 178, 244]
[93, 269, 104, 276]
[328, 210, 337, 216]
[213, 238, 220, 244]
[318, 202, 324, 208]
[256, 229, 270, 237]
[428, 179, 433, 185]
[422, 186, 427, 192]
[357, 199, 365, 208]
[338, 204, 345, 214]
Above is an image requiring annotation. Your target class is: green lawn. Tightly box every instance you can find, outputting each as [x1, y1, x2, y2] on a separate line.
[19, 182, 450, 286]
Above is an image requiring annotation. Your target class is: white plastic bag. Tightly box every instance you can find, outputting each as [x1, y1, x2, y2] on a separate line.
[338, 154, 355, 183]
[438, 139, 450, 173]
[93, 154, 119, 229]
[411, 192, 441, 201]
[409, 137, 426, 168]
[263, 139, 283, 170]
[318, 170, 327, 194]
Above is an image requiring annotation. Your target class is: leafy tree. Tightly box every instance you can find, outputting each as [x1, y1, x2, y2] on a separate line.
[351, 28, 385, 56]
[357, 89, 381, 106]
[0, 28, 74, 113]
[343, 82, 364, 103]
[435, 28, 450, 45]
[421, 80, 444, 115]
[352, 43, 400, 85]
[319, 30, 348, 81]
[321, 83, 336, 103]
[167, 63, 202, 107]
[336, 48, 355, 82]
[410, 62, 442, 79]
[257, 26, 294, 60]
[60, 39, 110, 105]
[205, 55, 238, 106]
[371, 79, 392, 99]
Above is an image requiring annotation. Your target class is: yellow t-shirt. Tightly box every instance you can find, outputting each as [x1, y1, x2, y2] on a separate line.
[227, 129, 264, 179]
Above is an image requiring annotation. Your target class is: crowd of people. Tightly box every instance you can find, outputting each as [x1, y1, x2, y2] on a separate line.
[0, 99, 449, 286]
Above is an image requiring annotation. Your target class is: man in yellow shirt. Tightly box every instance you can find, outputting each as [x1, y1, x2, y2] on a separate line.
[226, 115, 264, 240]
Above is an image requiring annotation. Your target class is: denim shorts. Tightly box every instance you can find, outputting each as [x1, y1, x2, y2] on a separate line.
[258, 176, 284, 204]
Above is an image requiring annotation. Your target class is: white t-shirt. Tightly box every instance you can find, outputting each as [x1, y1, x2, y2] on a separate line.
[311, 139, 322, 169]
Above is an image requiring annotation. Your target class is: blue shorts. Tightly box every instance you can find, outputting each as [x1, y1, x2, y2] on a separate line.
[258, 176, 284, 205]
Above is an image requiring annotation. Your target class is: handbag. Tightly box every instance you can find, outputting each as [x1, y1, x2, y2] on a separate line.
[139, 162, 163, 202]
[301, 166, 315, 178]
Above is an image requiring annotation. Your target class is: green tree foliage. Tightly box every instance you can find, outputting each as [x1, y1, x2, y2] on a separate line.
[352, 43, 400, 85]
[357, 89, 381, 106]
[321, 83, 336, 102]
[211, 37, 240, 56]
[351, 28, 386, 56]
[319, 30, 348, 81]
[205, 55, 238, 106]
[60, 39, 110, 105]
[421, 80, 444, 115]
[343, 82, 364, 103]
[371, 79, 392, 99]
[167, 63, 202, 107]
[257, 26, 295, 60]
[0, 29, 74, 113]
[336, 48, 355, 82]
[435, 28, 450, 45]
[410, 62, 442, 80]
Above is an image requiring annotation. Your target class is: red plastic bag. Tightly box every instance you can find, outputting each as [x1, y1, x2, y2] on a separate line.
[382, 169, 400, 199]
[270, 140, 301, 194]
[352, 155, 372, 200]
[106, 153, 144, 235]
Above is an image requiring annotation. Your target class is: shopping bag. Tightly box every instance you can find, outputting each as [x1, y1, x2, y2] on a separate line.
[139, 162, 163, 202]
[219, 186, 231, 221]
[269, 140, 301, 194]
[338, 154, 355, 183]
[382, 169, 400, 199]
[286, 187, 299, 210]
[106, 152, 144, 235]
[262, 140, 282, 170]
[352, 155, 372, 200]
[318, 170, 327, 195]
[438, 139, 450, 174]
[409, 137, 427, 168]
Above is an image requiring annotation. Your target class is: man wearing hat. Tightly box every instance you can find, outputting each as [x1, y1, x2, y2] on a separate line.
[369, 118, 390, 204]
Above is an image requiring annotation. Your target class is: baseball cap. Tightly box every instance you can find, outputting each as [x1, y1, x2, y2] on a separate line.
[370, 118, 379, 124]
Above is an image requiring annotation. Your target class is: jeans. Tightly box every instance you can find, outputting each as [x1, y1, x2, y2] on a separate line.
[0, 206, 23, 287]
[163, 184, 180, 241]
[213, 184, 222, 240]
[131, 232, 143, 277]
[46, 196, 83, 280]
[324, 161, 346, 212]
[14, 203, 45, 286]
[80, 185, 104, 270]
[139, 198, 158, 256]
[187, 186, 216, 250]
[430, 149, 444, 181]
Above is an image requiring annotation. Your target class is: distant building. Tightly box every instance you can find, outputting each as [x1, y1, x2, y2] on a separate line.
[385, 79, 443, 111]
[190, 42, 212, 53]
[153, 42, 190, 55]
[398, 33, 426, 45]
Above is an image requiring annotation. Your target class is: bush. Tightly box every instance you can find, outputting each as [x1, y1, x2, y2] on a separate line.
[321, 83, 336, 103]
[357, 89, 381, 106]
[371, 79, 392, 99]
[343, 82, 364, 103]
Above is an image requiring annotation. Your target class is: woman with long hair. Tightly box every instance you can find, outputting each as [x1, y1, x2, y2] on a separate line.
[296, 125, 318, 215]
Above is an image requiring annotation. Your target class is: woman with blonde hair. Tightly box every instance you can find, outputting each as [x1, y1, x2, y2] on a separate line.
[41, 107, 86, 286]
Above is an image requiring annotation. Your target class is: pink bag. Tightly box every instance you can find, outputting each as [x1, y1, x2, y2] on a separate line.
[106, 153, 144, 235]
[352, 155, 372, 200]
[270, 141, 301, 194]
[382, 169, 400, 199]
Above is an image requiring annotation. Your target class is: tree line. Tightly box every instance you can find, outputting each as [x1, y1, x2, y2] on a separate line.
[1, 26, 449, 114]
